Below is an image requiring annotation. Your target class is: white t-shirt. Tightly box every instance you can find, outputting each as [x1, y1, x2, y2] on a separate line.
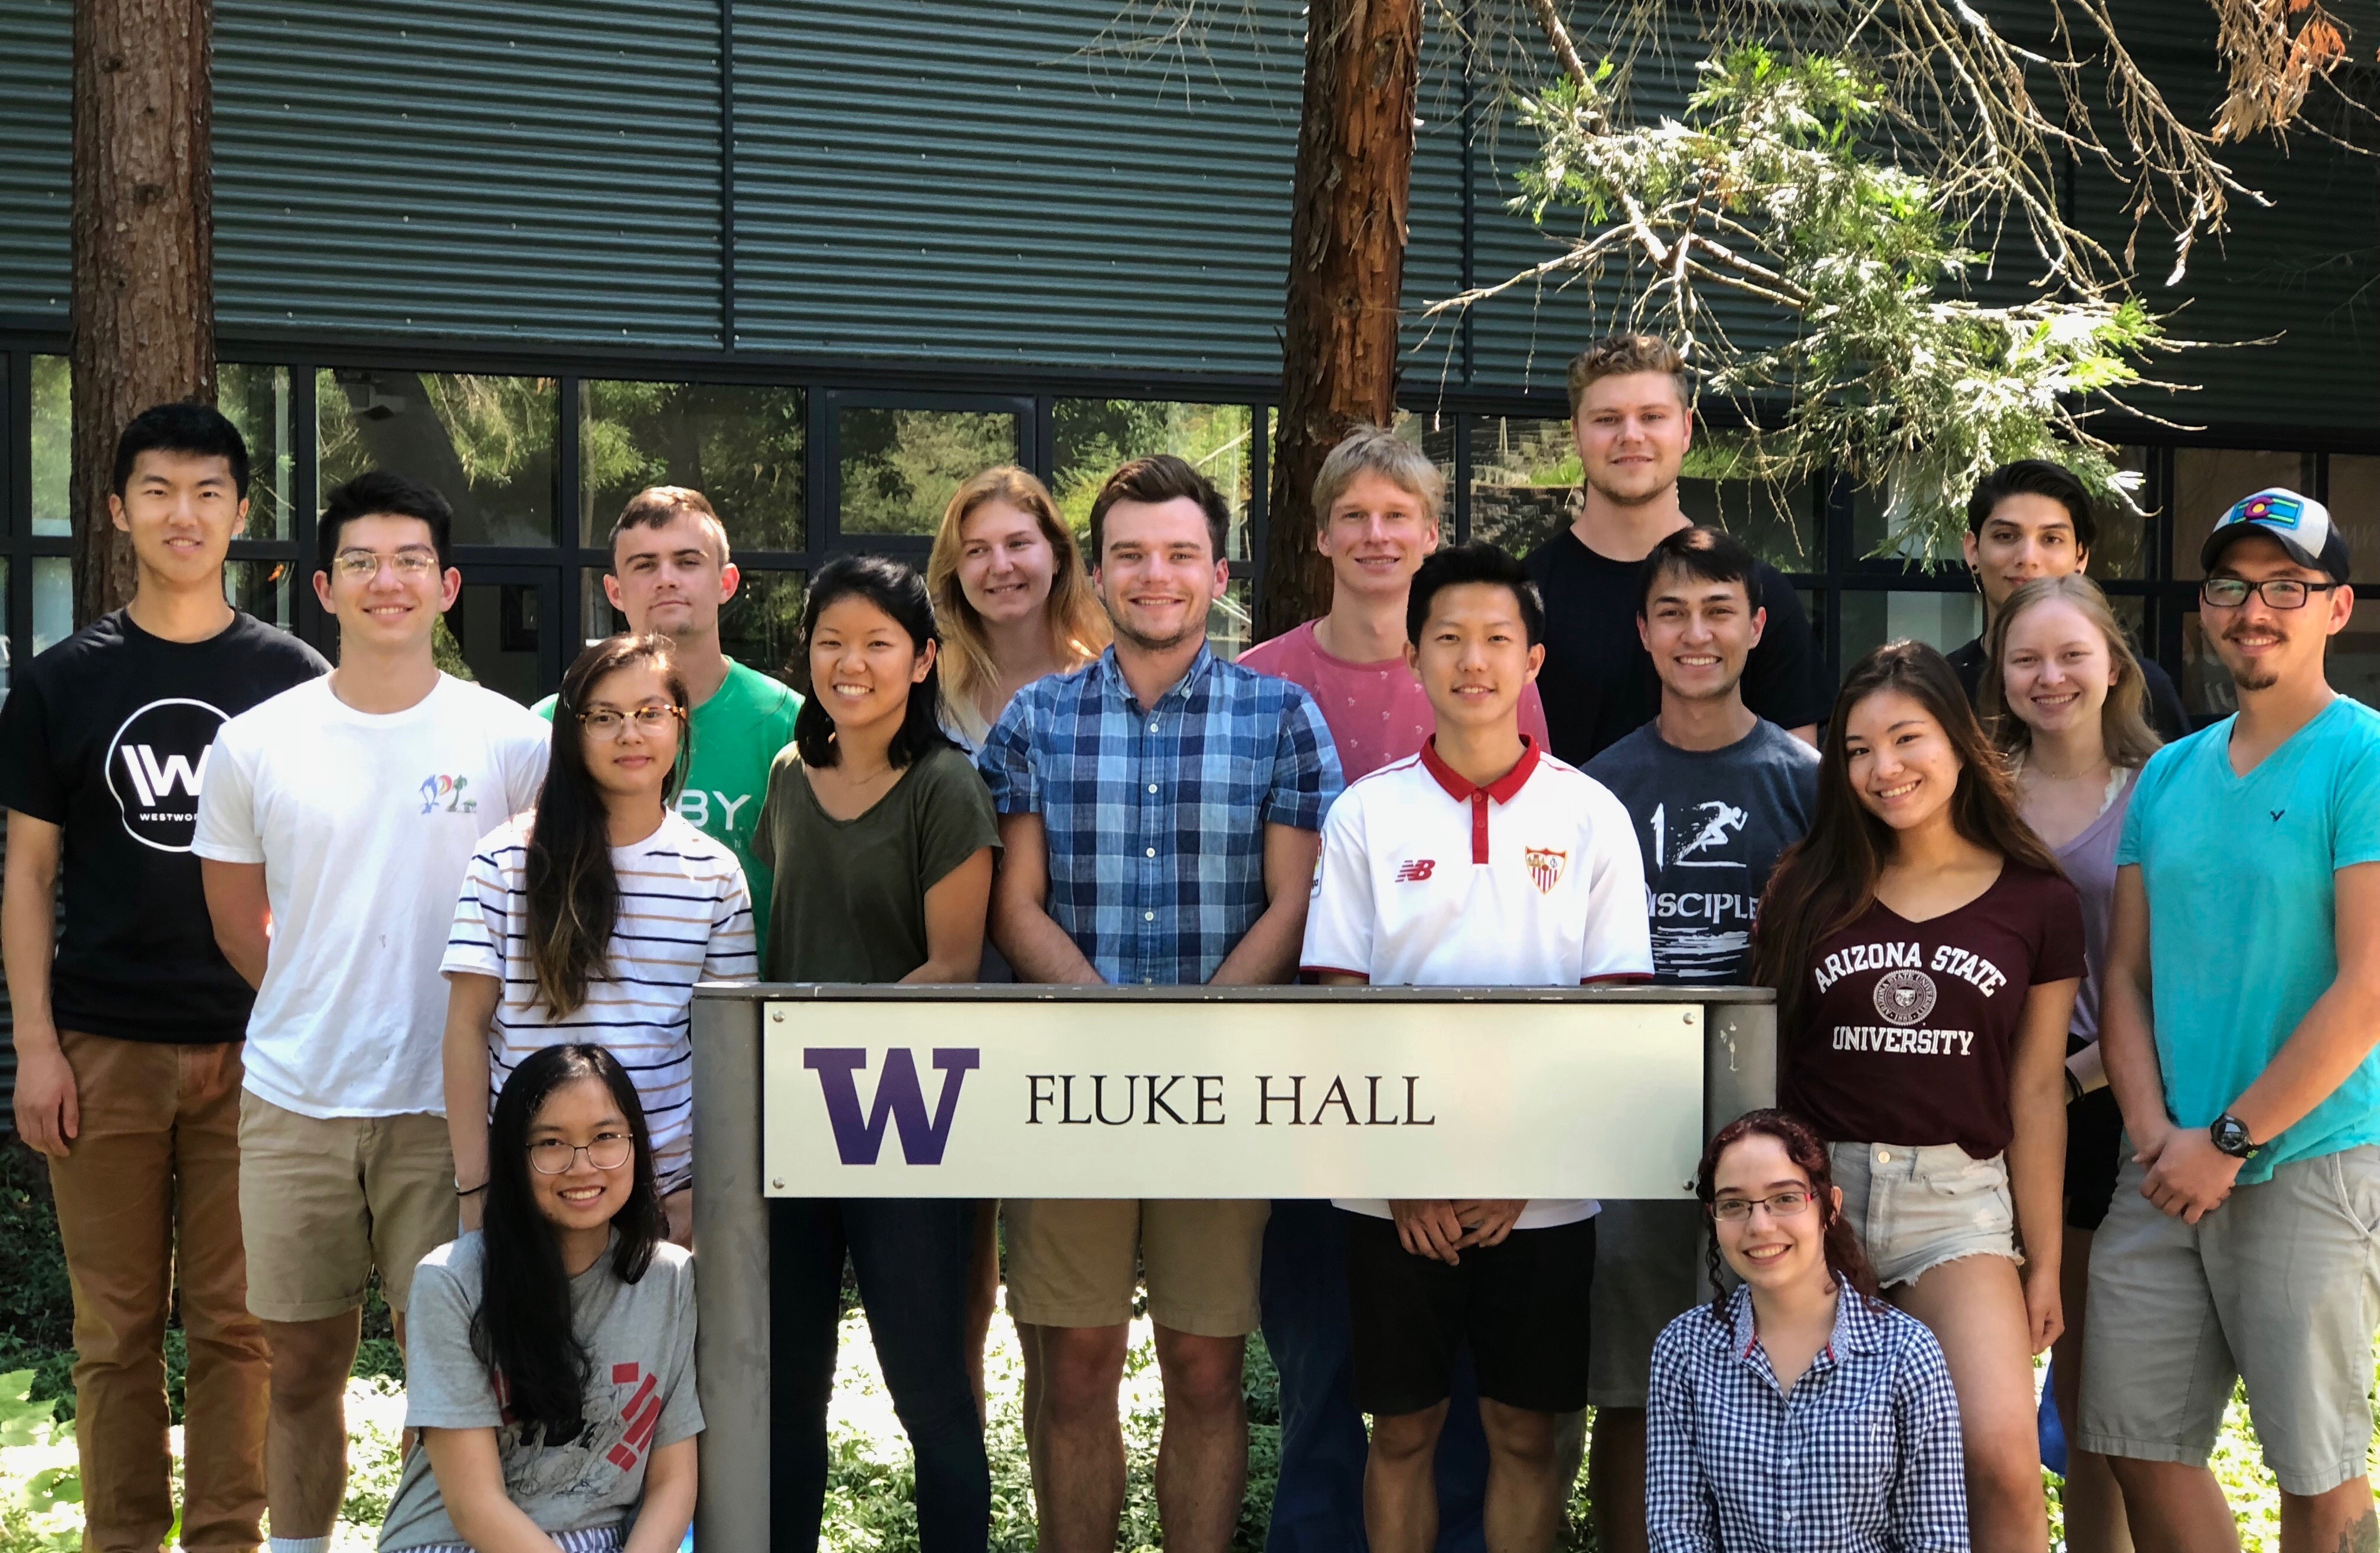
[193, 673, 550, 1117]
[442, 812, 757, 1183]
[1301, 737, 1653, 1228]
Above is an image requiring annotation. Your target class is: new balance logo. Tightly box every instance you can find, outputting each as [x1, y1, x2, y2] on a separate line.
[1395, 859, 1437, 884]
[805, 1048, 980, 1165]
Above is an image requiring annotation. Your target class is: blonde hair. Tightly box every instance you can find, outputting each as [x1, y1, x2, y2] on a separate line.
[1312, 424, 1444, 531]
[1566, 334, 1691, 417]
[608, 485, 732, 567]
[926, 466, 1109, 746]
[1980, 574, 2163, 770]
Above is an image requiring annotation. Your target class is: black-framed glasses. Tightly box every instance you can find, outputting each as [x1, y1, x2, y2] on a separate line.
[2201, 577, 2341, 610]
[1709, 1188, 1815, 1222]
[528, 1133, 635, 1175]
[577, 704, 685, 737]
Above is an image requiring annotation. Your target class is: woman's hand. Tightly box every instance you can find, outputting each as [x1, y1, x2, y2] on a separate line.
[2021, 1258, 2064, 1355]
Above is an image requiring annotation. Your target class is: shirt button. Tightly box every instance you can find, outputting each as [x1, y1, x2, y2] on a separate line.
[1148, 722, 1158, 733]
[1145, 911, 1155, 921]
[1145, 847, 1156, 858]
[1148, 784, 1158, 794]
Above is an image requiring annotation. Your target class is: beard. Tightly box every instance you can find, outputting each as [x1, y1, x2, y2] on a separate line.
[1106, 602, 1207, 655]
[1583, 467, 1673, 507]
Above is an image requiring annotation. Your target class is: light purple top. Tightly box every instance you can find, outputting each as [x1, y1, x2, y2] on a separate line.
[2054, 767, 2137, 1047]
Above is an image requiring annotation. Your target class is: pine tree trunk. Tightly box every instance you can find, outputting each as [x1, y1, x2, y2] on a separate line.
[71, 0, 215, 627]
[1261, 0, 1421, 641]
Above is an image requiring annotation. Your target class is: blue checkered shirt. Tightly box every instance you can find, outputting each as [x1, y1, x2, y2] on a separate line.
[1646, 1279, 1968, 1552]
[978, 646, 1341, 985]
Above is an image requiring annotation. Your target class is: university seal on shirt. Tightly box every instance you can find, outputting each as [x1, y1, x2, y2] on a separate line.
[104, 697, 229, 852]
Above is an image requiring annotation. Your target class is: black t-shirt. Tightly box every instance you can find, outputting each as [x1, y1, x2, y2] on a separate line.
[1525, 529, 1832, 765]
[1946, 635, 2190, 741]
[0, 609, 328, 1043]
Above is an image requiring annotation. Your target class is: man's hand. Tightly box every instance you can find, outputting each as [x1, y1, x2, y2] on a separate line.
[1448, 1199, 1528, 1250]
[1390, 1200, 1469, 1264]
[2141, 1126, 2244, 1223]
[11, 1038, 78, 1158]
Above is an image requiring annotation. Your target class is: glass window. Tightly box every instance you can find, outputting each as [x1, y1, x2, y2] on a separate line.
[1467, 416, 1577, 558]
[446, 580, 547, 704]
[2173, 449, 2315, 580]
[1054, 401, 1257, 561]
[219, 364, 295, 542]
[580, 381, 806, 553]
[1850, 484, 1965, 568]
[225, 560, 295, 632]
[579, 568, 626, 648]
[0, 558, 9, 694]
[2180, 610, 2235, 721]
[1838, 590, 1985, 668]
[838, 407, 1019, 539]
[1387, 410, 1457, 540]
[1681, 476, 1816, 574]
[32, 556, 72, 655]
[2085, 448, 2155, 582]
[318, 369, 558, 548]
[2325, 456, 2380, 577]
[32, 355, 68, 537]
[719, 568, 809, 684]
[1210, 576, 1253, 661]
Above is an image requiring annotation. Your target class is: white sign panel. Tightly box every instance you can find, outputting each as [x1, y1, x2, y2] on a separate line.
[760, 998, 1705, 1199]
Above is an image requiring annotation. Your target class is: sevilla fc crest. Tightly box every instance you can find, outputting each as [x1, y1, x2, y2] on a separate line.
[1523, 846, 1568, 894]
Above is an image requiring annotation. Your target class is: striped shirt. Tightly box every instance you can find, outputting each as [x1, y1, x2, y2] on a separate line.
[442, 813, 756, 1182]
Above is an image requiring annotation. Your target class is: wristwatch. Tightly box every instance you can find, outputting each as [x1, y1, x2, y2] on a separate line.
[2209, 1113, 2261, 1160]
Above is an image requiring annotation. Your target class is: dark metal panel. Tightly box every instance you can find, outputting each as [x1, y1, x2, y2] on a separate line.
[212, 0, 725, 346]
[0, 0, 70, 321]
[730, 0, 1303, 370]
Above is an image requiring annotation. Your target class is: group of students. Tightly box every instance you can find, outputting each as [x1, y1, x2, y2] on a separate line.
[2, 329, 2375, 1553]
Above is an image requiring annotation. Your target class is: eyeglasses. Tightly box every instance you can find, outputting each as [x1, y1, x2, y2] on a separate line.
[2200, 577, 2340, 610]
[528, 1133, 635, 1175]
[1709, 1188, 1815, 1222]
[577, 705, 684, 737]
[331, 550, 440, 580]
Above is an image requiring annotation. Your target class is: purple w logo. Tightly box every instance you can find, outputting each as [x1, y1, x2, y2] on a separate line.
[803, 1048, 980, 1165]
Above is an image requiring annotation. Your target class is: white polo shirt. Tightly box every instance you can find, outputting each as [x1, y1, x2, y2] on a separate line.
[1302, 736, 1652, 1228]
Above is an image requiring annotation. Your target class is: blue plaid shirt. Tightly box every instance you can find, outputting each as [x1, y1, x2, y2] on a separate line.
[978, 646, 1341, 985]
[1646, 1279, 1968, 1553]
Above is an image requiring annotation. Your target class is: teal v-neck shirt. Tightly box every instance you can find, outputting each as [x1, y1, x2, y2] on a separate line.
[2118, 695, 2380, 1182]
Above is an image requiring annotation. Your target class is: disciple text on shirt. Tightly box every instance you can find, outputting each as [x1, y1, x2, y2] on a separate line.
[1812, 941, 2009, 997]
[1830, 1026, 1979, 1055]
[1023, 1073, 1436, 1127]
[1647, 890, 1756, 925]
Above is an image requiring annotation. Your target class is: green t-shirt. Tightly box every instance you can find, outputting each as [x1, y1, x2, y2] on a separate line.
[750, 742, 999, 983]
[537, 659, 802, 937]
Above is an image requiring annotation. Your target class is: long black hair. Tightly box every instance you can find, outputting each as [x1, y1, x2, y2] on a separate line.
[792, 553, 955, 769]
[471, 1044, 666, 1444]
[527, 635, 690, 1016]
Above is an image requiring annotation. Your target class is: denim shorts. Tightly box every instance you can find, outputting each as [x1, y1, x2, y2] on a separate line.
[1826, 1140, 2019, 1289]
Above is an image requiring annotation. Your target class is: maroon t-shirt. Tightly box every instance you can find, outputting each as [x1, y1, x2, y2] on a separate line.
[1780, 863, 2085, 1158]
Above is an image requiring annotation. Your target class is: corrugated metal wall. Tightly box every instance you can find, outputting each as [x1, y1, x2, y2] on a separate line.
[0, 0, 70, 320]
[0, 0, 2369, 426]
[211, 0, 725, 346]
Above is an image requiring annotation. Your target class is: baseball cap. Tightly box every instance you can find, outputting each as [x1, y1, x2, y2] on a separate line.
[2201, 487, 2350, 583]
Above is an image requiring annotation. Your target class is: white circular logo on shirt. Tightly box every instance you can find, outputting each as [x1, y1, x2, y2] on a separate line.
[1874, 969, 1938, 1027]
[104, 698, 230, 853]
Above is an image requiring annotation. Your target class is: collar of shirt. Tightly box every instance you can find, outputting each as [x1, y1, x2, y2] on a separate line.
[1094, 643, 1216, 718]
[1722, 1274, 1883, 1393]
[1418, 734, 1541, 864]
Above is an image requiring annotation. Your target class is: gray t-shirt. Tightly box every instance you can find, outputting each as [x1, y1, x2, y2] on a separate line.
[378, 1233, 704, 1551]
[1586, 718, 1820, 984]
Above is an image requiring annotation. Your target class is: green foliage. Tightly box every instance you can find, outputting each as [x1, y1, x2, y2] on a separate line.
[0, 1371, 79, 1553]
[840, 410, 1021, 539]
[0, 1149, 73, 1426]
[1495, 44, 2165, 560]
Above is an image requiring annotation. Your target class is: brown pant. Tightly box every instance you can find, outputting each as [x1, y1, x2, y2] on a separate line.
[47, 1031, 268, 1553]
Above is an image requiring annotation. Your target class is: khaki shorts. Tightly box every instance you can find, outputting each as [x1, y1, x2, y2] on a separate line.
[2079, 1146, 2380, 1496]
[237, 1090, 455, 1323]
[1003, 1198, 1270, 1337]
[1828, 1140, 2019, 1290]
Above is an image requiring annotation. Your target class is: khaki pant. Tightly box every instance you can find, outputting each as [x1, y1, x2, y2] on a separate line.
[47, 1031, 268, 1553]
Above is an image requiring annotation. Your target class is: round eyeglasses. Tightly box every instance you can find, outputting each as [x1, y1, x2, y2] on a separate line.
[528, 1133, 635, 1175]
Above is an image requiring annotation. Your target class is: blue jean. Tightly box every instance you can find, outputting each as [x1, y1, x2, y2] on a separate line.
[772, 1197, 990, 1552]
[1259, 1198, 1489, 1553]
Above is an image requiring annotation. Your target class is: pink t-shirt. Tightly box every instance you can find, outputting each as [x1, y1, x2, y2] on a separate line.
[1238, 618, 1554, 780]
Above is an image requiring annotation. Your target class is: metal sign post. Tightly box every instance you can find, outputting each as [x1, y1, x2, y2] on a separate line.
[689, 983, 1776, 1553]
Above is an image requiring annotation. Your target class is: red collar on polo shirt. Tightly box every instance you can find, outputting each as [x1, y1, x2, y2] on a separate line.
[1417, 735, 1542, 864]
